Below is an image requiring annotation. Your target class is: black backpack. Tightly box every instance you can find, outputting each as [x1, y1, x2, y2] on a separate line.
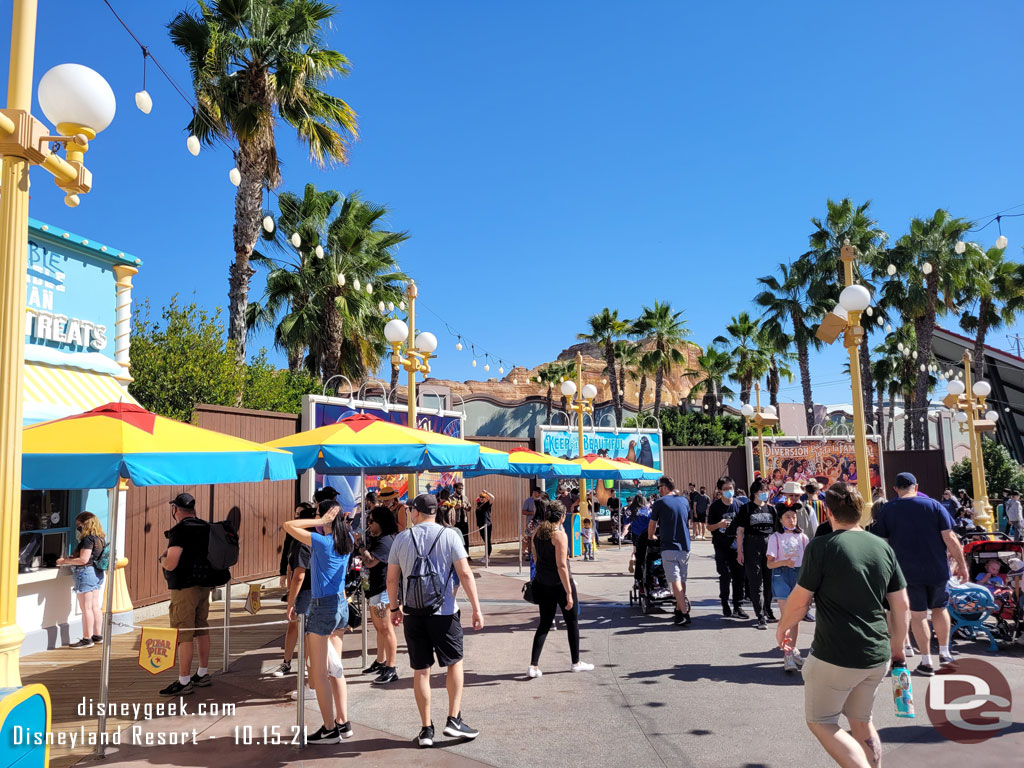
[207, 520, 239, 571]
[402, 527, 453, 616]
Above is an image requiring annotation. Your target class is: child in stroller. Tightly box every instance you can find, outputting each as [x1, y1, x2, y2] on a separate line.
[954, 534, 1024, 646]
[628, 532, 677, 614]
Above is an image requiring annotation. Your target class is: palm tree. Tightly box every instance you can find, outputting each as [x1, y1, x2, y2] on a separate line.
[578, 309, 631, 426]
[248, 193, 407, 383]
[612, 339, 636, 408]
[535, 362, 571, 425]
[959, 242, 1024, 381]
[756, 259, 822, 432]
[806, 199, 889, 433]
[630, 343, 659, 418]
[881, 210, 971, 447]
[757, 324, 796, 411]
[248, 183, 341, 371]
[684, 346, 734, 415]
[633, 301, 690, 419]
[715, 312, 766, 407]
[170, 0, 358, 364]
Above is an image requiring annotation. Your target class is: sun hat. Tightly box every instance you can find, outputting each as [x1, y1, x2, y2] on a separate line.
[782, 481, 803, 495]
[378, 486, 398, 502]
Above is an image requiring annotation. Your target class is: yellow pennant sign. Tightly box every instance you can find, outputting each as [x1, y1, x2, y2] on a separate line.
[245, 583, 262, 615]
[139, 626, 178, 675]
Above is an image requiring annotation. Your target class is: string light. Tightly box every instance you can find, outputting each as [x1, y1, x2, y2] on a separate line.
[290, 232, 301, 248]
[134, 47, 152, 114]
[887, 264, 896, 276]
[996, 235, 1008, 249]
[229, 167, 241, 186]
[314, 245, 324, 259]
[353, 278, 361, 291]
[186, 135, 200, 156]
[366, 282, 373, 295]
[954, 241, 966, 254]
[922, 262, 932, 275]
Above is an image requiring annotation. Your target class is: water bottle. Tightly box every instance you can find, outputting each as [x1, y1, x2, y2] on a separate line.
[891, 664, 915, 718]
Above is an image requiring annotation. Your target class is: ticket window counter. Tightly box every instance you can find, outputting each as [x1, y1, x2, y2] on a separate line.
[18, 490, 73, 573]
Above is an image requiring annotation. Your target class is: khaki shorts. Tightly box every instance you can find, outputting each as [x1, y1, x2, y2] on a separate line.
[169, 586, 212, 644]
[802, 654, 889, 725]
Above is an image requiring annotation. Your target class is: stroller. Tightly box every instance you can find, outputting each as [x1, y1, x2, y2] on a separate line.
[628, 534, 686, 615]
[948, 532, 1023, 648]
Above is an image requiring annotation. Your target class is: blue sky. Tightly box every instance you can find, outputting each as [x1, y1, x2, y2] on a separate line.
[6, 1, 1024, 406]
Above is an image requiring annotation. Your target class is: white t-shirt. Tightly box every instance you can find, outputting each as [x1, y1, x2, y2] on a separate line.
[767, 530, 809, 568]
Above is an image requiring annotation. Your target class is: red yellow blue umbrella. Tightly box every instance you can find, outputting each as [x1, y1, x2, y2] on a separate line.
[463, 447, 581, 479]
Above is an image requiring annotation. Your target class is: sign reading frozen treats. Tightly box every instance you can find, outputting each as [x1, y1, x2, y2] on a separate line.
[25, 236, 113, 355]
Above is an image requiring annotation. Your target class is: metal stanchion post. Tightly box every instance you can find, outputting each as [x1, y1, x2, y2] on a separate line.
[617, 509, 621, 550]
[484, 524, 489, 568]
[360, 590, 368, 670]
[222, 581, 231, 673]
[295, 612, 305, 750]
[518, 511, 523, 575]
[95, 485, 121, 758]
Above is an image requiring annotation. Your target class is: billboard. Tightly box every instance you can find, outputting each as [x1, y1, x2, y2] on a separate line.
[746, 436, 885, 495]
[302, 395, 466, 510]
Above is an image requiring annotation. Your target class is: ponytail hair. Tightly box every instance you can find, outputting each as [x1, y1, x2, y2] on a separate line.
[536, 500, 567, 540]
[318, 500, 354, 556]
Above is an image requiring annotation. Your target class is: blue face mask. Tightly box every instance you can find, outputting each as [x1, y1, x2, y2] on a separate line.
[722, 490, 734, 500]
[757, 492, 769, 502]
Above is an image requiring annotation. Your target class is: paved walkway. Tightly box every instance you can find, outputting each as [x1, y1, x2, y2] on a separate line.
[19, 539, 1024, 767]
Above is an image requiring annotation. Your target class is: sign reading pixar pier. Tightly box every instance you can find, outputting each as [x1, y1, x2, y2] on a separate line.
[25, 235, 115, 357]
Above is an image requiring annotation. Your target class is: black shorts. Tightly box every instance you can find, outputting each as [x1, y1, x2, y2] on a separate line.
[695, 512, 708, 523]
[906, 581, 949, 612]
[403, 613, 464, 670]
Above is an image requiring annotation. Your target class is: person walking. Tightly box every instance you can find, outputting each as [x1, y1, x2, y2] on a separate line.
[157, 493, 224, 696]
[648, 476, 692, 626]
[776, 482, 910, 768]
[474, 490, 495, 559]
[873, 472, 967, 676]
[522, 487, 543, 558]
[272, 503, 318, 677]
[57, 511, 106, 648]
[283, 500, 355, 744]
[735, 478, 778, 629]
[706, 476, 747, 619]
[450, 481, 472, 555]
[767, 507, 809, 672]
[528, 501, 594, 678]
[1005, 489, 1022, 540]
[360, 505, 400, 685]
[939, 488, 960, 518]
[693, 485, 711, 540]
[387, 493, 484, 748]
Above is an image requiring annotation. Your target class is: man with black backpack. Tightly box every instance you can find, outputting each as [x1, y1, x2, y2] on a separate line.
[387, 493, 484, 748]
[158, 493, 230, 696]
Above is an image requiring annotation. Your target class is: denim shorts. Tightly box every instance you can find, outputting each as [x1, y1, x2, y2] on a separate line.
[771, 565, 800, 600]
[306, 594, 348, 636]
[293, 589, 312, 616]
[72, 565, 103, 594]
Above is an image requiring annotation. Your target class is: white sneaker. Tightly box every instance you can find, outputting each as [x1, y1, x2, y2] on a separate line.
[528, 666, 543, 679]
[570, 661, 594, 673]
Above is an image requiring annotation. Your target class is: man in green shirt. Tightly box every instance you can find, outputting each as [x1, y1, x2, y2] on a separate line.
[776, 482, 909, 768]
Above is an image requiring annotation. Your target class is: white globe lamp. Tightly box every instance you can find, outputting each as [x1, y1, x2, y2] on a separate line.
[38, 64, 116, 136]
[838, 284, 872, 313]
[740, 404, 754, 417]
[973, 381, 991, 398]
[415, 332, 438, 354]
[384, 318, 408, 345]
[560, 380, 577, 398]
[582, 384, 598, 400]
[946, 380, 966, 396]
[985, 410, 999, 421]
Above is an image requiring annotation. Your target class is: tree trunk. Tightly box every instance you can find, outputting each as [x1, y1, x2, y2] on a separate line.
[228, 147, 270, 366]
[768, 365, 780, 410]
[618, 365, 626, 412]
[389, 362, 400, 399]
[875, 379, 884, 438]
[739, 379, 752, 408]
[887, 389, 896, 449]
[320, 292, 344, 382]
[605, 339, 622, 426]
[903, 390, 913, 449]
[637, 375, 647, 416]
[859, 337, 874, 432]
[546, 385, 553, 424]
[910, 276, 941, 449]
[287, 346, 304, 373]
[796, 332, 813, 434]
[653, 364, 665, 419]
[973, 304, 990, 382]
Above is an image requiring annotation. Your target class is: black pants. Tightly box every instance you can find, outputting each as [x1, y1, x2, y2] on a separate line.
[713, 539, 745, 606]
[456, 520, 470, 553]
[743, 536, 772, 618]
[477, 517, 493, 556]
[531, 580, 580, 665]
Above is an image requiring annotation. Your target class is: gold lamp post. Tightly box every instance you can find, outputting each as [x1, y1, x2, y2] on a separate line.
[384, 282, 437, 506]
[814, 239, 874, 520]
[943, 350, 998, 532]
[561, 352, 598, 552]
[740, 382, 779, 482]
[0, 0, 116, 688]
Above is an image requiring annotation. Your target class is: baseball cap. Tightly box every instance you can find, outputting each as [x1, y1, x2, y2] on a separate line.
[412, 493, 438, 516]
[894, 472, 917, 488]
[313, 486, 339, 503]
[170, 492, 196, 510]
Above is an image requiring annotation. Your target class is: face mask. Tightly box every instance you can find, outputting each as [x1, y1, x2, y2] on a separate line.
[757, 492, 769, 502]
[783, 519, 796, 531]
[722, 490, 734, 500]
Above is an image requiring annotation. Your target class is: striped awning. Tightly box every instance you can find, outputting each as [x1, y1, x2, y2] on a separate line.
[23, 363, 137, 425]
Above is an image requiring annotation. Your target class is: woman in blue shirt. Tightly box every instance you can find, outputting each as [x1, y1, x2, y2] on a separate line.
[284, 500, 355, 745]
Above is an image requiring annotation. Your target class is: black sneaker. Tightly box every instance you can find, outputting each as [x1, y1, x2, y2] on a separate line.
[190, 672, 212, 688]
[765, 610, 778, 623]
[755, 617, 768, 630]
[363, 659, 384, 675]
[721, 602, 733, 618]
[68, 638, 94, 649]
[939, 653, 957, 668]
[673, 610, 685, 625]
[732, 605, 749, 620]
[443, 712, 479, 740]
[372, 667, 398, 686]
[307, 725, 339, 745]
[91, 634, 103, 644]
[336, 721, 354, 740]
[271, 660, 292, 677]
[915, 663, 936, 677]
[417, 724, 435, 748]
[677, 613, 692, 627]
[159, 680, 194, 696]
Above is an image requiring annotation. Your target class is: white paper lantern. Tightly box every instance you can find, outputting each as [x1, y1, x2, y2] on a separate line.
[954, 241, 966, 255]
[366, 282, 373, 295]
[456, 342, 463, 351]
[135, 90, 152, 114]
[352, 278, 361, 292]
[387, 302, 395, 312]
[471, 359, 477, 368]
[887, 264, 896, 276]
[186, 135, 200, 156]
[262, 215, 274, 233]
[315, 245, 324, 259]
[336, 273, 345, 287]
[922, 262, 932, 275]
[228, 167, 241, 186]
[996, 235, 1008, 249]
[290, 232, 301, 248]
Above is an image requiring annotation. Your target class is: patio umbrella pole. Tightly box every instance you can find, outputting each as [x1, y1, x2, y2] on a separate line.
[518, 509, 522, 575]
[95, 484, 121, 758]
[360, 468, 368, 670]
[294, 612, 305, 749]
[222, 581, 231, 673]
